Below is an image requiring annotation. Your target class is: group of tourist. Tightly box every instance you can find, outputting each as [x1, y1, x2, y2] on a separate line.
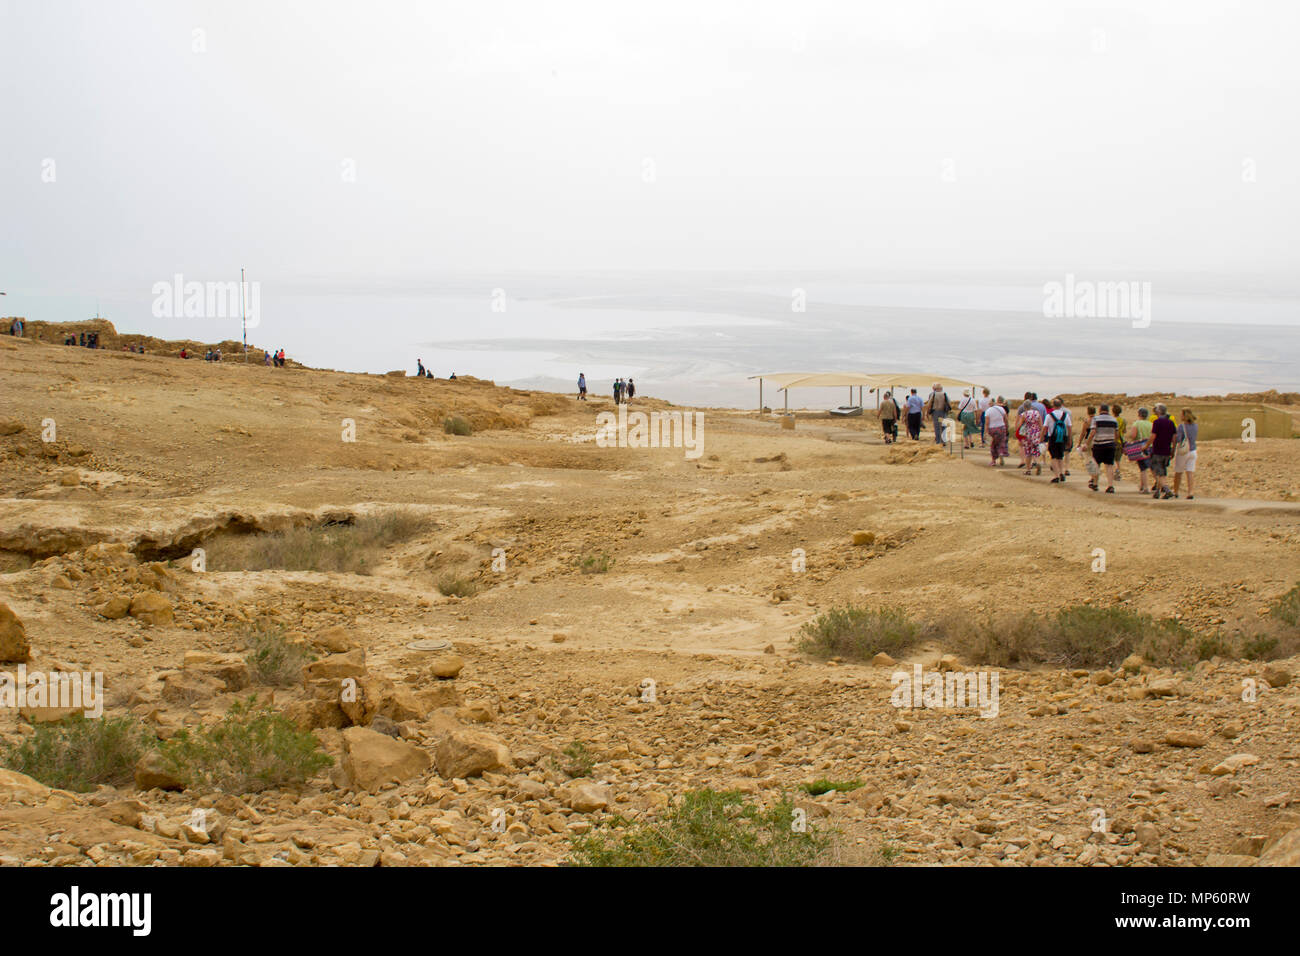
[878, 385, 1200, 499]
[612, 377, 636, 404]
[62, 330, 101, 348]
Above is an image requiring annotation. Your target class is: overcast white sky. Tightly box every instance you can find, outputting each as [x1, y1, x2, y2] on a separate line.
[2, 0, 1297, 295]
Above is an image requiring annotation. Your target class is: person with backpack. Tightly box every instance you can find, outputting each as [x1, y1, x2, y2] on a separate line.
[626, 378, 636, 403]
[878, 390, 900, 443]
[577, 373, 587, 400]
[926, 383, 951, 444]
[1043, 397, 1072, 483]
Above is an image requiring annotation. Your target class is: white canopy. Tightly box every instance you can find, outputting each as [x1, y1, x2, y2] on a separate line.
[748, 371, 885, 390]
[749, 371, 988, 410]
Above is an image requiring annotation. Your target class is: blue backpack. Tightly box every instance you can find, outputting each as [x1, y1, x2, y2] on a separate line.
[1048, 410, 1070, 444]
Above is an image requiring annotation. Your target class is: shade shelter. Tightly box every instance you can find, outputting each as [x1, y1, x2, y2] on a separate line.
[749, 372, 986, 411]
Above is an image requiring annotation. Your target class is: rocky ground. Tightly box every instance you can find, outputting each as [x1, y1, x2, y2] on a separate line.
[1, 329, 1299, 866]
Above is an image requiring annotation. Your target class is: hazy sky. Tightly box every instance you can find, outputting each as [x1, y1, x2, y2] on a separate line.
[3, 0, 1298, 297]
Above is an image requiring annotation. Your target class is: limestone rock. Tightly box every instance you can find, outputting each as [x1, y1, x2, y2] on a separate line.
[312, 625, 358, 654]
[98, 596, 131, 620]
[1258, 828, 1300, 867]
[303, 648, 366, 681]
[566, 781, 612, 813]
[1165, 731, 1208, 748]
[1263, 664, 1292, 688]
[134, 752, 184, 791]
[434, 728, 512, 779]
[128, 592, 174, 626]
[0, 602, 31, 662]
[341, 726, 431, 791]
[430, 655, 465, 679]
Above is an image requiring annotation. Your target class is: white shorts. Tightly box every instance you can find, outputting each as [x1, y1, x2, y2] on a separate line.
[1174, 449, 1197, 473]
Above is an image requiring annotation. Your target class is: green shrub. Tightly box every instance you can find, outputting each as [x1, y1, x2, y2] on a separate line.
[205, 510, 429, 575]
[797, 606, 931, 661]
[568, 789, 829, 867]
[577, 553, 613, 575]
[246, 624, 315, 686]
[551, 741, 595, 778]
[1194, 633, 1234, 661]
[159, 698, 333, 793]
[951, 614, 1043, 667]
[1272, 585, 1300, 628]
[1242, 633, 1280, 661]
[2, 715, 150, 792]
[1038, 605, 1194, 669]
[437, 573, 479, 598]
[443, 417, 473, 436]
[800, 779, 863, 796]
[877, 841, 902, 865]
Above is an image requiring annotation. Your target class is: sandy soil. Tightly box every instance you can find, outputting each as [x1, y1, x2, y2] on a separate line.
[1, 331, 1298, 867]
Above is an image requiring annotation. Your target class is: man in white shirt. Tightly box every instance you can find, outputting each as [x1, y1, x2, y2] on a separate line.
[976, 387, 992, 446]
[1043, 397, 1073, 484]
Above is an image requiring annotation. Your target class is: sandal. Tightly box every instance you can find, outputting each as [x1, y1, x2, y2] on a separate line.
[1105, 486, 1115, 493]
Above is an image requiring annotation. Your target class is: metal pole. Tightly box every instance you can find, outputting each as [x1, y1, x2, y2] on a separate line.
[759, 378, 763, 414]
[241, 267, 247, 362]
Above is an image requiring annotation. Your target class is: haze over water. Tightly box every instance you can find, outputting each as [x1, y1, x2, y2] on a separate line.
[18, 272, 1300, 409]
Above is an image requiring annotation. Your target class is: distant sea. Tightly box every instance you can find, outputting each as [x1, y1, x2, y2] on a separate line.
[12, 273, 1300, 409]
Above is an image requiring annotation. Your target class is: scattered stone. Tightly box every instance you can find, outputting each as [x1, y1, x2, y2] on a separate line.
[98, 596, 131, 620]
[1263, 664, 1292, 688]
[430, 655, 465, 679]
[1165, 731, 1208, 748]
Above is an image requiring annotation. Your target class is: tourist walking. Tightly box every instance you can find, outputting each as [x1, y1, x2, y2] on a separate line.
[1173, 408, 1198, 499]
[1085, 403, 1120, 492]
[977, 387, 992, 446]
[905, 389, 923, 441]
[1111, 404, 1127, 480]
[1145, 403, 1177, 499]
[1043, 397, 1072, 483]
[984, 396, 1009, 466]
[926, 383, 951, 444]
[957, 390, 979, 449]
[577, 373, 587, 400]
[1125, 408, 1153, 492]
[878, 390, 900, 443]
[626, 378, 636, 402]
[1016, 397, 1043, 475]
